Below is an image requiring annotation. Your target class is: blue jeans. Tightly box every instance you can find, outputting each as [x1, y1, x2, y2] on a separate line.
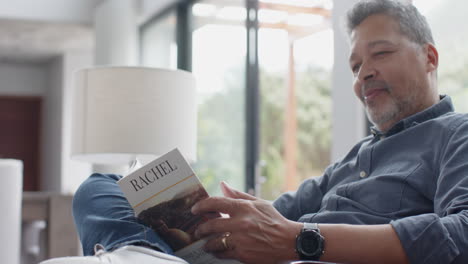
[72, 173, 173, 256]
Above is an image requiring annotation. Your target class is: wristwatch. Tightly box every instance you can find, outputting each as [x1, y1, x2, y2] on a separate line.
[295, 222, 325, 261]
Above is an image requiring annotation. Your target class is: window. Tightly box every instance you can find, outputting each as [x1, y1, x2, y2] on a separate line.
[257, 0, 333, 199]
[190, 0, 247, 195]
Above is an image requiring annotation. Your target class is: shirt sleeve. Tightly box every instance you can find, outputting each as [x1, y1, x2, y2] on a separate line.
[273, 163, 334, 221]
[391, 118, 468, 264]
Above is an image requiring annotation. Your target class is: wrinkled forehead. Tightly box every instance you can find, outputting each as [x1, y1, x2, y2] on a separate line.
[349, 14, 403, 50]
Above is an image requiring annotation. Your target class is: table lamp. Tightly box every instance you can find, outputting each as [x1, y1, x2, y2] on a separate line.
[71, 66, 197, 172]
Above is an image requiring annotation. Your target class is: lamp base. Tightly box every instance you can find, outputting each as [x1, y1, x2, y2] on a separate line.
[92, 163, 131, 175]
[92, 155, 151, 175]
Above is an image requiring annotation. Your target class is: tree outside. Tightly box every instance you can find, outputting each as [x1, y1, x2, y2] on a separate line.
[259, 66, 331, 200]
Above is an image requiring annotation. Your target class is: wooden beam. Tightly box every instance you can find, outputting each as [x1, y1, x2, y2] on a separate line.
[259, 21, 330, 39]
[259, 2, 331, 17]
[284, 41, 298, 192]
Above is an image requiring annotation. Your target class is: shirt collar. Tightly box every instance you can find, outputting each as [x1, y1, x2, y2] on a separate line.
[370, 95, 454, 138]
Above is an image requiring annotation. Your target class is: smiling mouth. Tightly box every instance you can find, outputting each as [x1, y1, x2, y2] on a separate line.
[361, 80, 390, 103]
[364, 89, 386, 101]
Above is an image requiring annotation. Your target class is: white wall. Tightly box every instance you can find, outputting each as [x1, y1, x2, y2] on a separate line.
[61, 51, 93, 193]
[331, 0, 366, 162]
[0, 63, 48, 96]
[94, 0, 138, 65]
[40, 52, 94, 193]
[0, 0, 101, 24]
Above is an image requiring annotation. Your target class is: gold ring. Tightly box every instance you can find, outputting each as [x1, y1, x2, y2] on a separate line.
[221, 232, 231, 250]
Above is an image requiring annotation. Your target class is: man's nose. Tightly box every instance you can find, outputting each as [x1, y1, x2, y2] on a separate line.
[357, 63, 376, 82]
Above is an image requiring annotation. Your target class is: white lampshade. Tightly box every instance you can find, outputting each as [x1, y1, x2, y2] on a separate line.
[71, 66, 197, 164]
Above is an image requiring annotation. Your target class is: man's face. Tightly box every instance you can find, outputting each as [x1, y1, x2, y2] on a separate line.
[349, 14, 436, 132]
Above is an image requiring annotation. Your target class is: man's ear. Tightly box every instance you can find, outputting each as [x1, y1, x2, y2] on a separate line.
[426, 43, 438, 72]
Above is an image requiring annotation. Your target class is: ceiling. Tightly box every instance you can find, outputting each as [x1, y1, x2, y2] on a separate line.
[0, 19, 93, 64]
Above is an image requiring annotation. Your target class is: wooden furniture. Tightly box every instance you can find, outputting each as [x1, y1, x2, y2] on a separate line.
[22, 192, 79, 259]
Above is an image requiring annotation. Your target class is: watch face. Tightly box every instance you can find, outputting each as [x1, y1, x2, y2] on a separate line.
[296, 227, 325, 261]
[301, 231, 321, 256]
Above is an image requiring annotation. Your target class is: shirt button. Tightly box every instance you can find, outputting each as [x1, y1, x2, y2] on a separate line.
[359, 171, 367, 178]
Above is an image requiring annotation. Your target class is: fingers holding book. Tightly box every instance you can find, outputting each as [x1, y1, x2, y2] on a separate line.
[191, 183, 302, 264]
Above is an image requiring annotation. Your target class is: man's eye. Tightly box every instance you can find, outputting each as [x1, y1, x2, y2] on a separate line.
[352, 64, 361, 74]
[374, 51, 390, 56]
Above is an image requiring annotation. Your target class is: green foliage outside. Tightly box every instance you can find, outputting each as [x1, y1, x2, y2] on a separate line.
[193, 66, 245, 196]
[259, 66, 332, 200]
[426, 0, 468, 113]
[193, 62, 332, 200]
[258, 71, 287, 199]
[438, 60, 468, 113]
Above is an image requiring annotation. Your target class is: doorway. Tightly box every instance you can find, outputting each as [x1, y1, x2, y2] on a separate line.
[0, 96, 41, 191]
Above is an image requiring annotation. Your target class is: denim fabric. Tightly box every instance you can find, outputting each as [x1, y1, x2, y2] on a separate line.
[72, 173, 173, 256]
[273, 96, 468, 264]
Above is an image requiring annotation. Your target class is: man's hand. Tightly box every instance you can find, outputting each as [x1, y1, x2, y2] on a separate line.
[191, 182, 302, 264]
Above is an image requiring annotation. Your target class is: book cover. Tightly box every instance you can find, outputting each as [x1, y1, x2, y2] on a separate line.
[118, 148, 240, 264]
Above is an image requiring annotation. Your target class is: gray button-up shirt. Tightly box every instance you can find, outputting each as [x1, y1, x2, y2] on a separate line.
[274, 96, 468, 264]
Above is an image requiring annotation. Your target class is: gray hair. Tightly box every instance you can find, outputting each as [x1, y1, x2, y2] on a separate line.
[346, 0, 434, 46]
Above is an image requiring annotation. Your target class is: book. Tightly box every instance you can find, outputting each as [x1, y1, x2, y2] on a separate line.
[118, 148, 241, 264]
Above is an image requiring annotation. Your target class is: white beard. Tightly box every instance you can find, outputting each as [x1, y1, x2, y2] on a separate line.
[365, 90, 419, 131]
[366, 97, 401, 127]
